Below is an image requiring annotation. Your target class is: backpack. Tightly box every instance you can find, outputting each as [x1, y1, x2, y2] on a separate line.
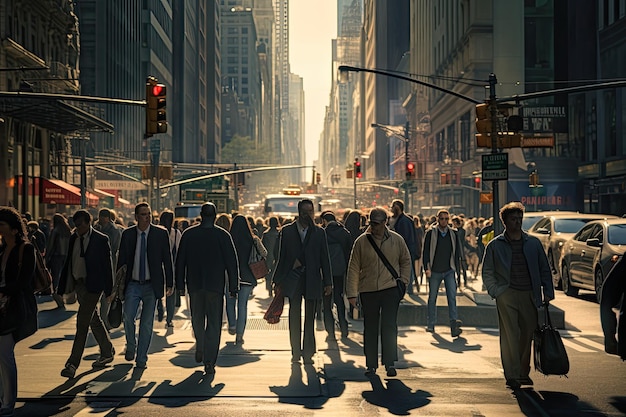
[18, 243, 53, 295]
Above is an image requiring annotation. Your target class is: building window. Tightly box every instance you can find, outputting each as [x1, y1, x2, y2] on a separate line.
[242, 87, 248, 94]
[242, 77, 248, 84]
[242, 27, 248, 34]
[242, 67, 248, 74]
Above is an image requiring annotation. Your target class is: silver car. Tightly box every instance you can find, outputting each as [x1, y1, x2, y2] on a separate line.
[560, 218, 626, 302]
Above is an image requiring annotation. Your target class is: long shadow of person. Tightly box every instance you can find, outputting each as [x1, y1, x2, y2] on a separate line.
[269, 362, 324, 409]
[217, 342, 262, 368]
[148, 370, 224, 407]
[429, 333, 482, 353]
[515, 389, 610, 416]
[362, 375, 431, 415]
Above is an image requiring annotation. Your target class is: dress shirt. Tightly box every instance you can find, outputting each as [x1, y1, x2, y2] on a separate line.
[132, 225, 152, 282]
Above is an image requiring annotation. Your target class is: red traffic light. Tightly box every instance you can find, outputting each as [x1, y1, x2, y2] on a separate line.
[354, 160, 362, 178]
[406, 162, 416, 179]
[152, 85, 165, 97]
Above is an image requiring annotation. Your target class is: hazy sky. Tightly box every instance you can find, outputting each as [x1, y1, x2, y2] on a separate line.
[289, 1, 337, 168]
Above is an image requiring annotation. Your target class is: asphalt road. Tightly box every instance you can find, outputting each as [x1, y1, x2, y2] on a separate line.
[9, 283, 626, 417]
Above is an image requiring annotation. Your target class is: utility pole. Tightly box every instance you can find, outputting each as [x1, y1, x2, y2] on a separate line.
[404, 121, 410, 210]
[488, 73, 502, 235]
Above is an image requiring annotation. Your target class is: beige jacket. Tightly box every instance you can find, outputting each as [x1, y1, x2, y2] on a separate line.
[346, 228, 411, 298]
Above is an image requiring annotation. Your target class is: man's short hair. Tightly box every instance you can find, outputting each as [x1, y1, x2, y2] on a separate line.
[135, 202, 150, 215]
[298, 199, 314, 212]
[201, 202, 217, 218]
[98, 208, 112, 219]
[391, 199, 404, 212]
[321, 211, 336, 222]
[436, 209, 450, 218]
[500, 201, 525, 222]
[73, 209, 92, 225]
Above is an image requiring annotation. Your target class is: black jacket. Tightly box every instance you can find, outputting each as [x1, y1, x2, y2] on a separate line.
[600, 255, 626, 360]
[324, 221, 352, 276]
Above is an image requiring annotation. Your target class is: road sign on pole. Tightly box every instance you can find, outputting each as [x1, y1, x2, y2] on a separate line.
[482, 153, 509, 181]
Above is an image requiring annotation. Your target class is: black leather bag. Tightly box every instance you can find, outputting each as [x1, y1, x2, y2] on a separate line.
[534, 302, 569, 376]
[107, 296, 123, 329]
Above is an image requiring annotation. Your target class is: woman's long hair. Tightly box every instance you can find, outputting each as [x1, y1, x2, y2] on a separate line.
[0, 206, 29, 246]
[230, 214, 254, 248]
[52, 213, 71, 237]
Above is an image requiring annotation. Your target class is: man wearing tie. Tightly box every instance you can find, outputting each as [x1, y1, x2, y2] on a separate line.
[117, 202, 174, 369]
[58, 210, 115, 378]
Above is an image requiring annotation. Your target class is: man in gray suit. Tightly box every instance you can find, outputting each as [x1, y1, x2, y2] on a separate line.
[176, 202, 239, 375]
[117, 202, 174, 369]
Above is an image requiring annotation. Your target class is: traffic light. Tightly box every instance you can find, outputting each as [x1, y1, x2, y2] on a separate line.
[146, 76, 167, 136]
[316, 172, 321, 184]
[406, 162, 415, 180]
[474, 176, 481, 188]
[354, 159, 362, 178]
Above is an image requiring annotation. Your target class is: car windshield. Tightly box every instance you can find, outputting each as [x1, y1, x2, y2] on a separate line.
[607, 224, 626, 245]
[553, 218, 592, 233]
[523, 216, 541, 230]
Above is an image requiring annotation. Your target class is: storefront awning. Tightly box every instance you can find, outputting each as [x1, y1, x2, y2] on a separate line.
[40, 178, 99, 206]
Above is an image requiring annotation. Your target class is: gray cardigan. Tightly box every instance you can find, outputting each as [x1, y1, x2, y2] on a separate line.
[481, 231, 554, 307]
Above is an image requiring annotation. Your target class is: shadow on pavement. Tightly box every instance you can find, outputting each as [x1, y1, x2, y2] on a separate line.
[362, 375, 431, 415]
[429, 333, 482, 353]
[516, 389, 610, 416]
[217, 343, 262, 367]
[270, 363, 325, 409]
[36, 308, 75, 328]
[148, 371, 224, 407]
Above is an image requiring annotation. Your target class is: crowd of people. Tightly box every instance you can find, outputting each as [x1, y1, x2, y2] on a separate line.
[4, 197, 624, 415]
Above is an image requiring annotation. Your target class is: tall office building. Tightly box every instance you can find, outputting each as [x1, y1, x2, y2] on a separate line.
[274, 0, 289, 159]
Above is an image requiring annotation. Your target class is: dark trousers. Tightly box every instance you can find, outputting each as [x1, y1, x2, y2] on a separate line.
[360, 286, 400, 369]
[288, 282, 318, 361]
[495, 287, 537, 380]
[189, 290, 223, 366]
[323, 275, 348, 336]
[67, 280, 113, 367]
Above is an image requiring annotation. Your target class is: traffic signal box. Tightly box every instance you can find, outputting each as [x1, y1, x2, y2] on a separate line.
[475, 102, 521, 148]
[146, 76, 167, 136]
[354, 160, 362, 178]
[406, 162, 415, 180]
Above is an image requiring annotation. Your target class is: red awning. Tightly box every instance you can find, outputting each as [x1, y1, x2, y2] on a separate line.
[40, 178, 99, 206]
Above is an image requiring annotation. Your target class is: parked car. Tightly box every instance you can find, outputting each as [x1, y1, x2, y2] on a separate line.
[528, 213, 617, 287]
[522, 211, 577, 232]
[560, 218, 626, 302]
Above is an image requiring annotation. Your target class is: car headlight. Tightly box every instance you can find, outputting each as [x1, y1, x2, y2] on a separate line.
[611, 255, 619, 263]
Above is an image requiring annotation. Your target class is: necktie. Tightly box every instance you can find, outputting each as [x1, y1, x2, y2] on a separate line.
[139, 231, 146, 283]
[79, 236, 85, 257]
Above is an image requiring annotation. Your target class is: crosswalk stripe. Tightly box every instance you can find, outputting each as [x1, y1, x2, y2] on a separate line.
[570, 337, 605, 352]
[562, 338, 595, 353]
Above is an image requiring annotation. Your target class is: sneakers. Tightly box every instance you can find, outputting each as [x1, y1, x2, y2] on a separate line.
[451, 320, 463, 337]
[60, 363, 77, 378]
[92, 348, 115, 368]
[385, 365, 397, 377]
[364, 367, 376, 376]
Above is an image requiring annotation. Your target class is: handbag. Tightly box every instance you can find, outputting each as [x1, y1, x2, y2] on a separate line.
[107, 296, 123, 329]
[534, 302, 569, 376]
[366, 235, 406, 298]
[263, 284, 285, 324]
[248, 239, 269, 279]
[18, 243, 53, 294]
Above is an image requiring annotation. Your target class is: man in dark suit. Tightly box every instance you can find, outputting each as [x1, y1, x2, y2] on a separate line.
[58, 210, 115, 378]
[117, 202, 174, 369]
[272, 199, 332, 365]
[176, 202, 239, 375]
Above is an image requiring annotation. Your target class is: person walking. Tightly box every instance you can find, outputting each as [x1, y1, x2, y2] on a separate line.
[0, 207, 38, 416]
[320, 211, 351, 340]
[482, 201, 554, 389]
[155, 210, 181, 328]
[117, 203, 174, 369]
[271, 199, 332, 365]
[389, 200, 416, 295]
[94, 208, 122, 329]
[262, 216, 280, 296]
[413, 216, 425, 292]
[176, 202, 239, 375]
[346, 208, 411, 377]
[422, 209, 464, 336]
[226, 215, 267, 344]
[57, 210, 115, 378]
[46, 213, 71, 309]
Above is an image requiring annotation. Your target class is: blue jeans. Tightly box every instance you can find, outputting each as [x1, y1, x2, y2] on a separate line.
[225, 284, 254, 336]
[427, 269, 458, 328]
[123, 281, 157, 365]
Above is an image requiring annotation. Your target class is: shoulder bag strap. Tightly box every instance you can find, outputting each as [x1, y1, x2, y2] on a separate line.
[366, 234, 399, 279]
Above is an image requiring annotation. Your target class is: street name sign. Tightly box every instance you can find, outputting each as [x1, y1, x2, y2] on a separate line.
[482, 153, 509, 180]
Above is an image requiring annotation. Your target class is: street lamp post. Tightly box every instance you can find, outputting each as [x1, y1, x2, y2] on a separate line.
[371, 122, 411, 210]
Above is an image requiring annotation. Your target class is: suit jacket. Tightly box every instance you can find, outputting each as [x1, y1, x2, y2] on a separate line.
[117, 224, 174, 299]
[176, 223, 239, 295]
[271, 221, 332, 300]
[58, 228, 114, 297]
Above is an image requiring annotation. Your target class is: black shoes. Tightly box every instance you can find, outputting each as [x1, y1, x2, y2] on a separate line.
[92, 348, 115, 368]
[204, 363, 215, 374]
[385, 366, 397, 377]
[166, 321, 174, 328]
[451, 320, 463, 337]
[426, 326, 434, 333]
[364, 367, 376, 376]
[60, 363, 76, 378]
[124, 349, 135, 362]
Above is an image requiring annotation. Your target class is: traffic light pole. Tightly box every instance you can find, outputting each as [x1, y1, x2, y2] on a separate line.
[404, 121, 410, 211]
[353, 158, 357, 209]
[489, 74, 502, 235]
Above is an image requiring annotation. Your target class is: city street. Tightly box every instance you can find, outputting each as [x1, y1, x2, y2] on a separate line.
[11, 283, 626, 417]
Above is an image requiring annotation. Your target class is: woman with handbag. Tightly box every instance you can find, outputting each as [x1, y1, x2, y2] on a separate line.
[226, 215, 267, 344]
[0, 206, 38, 417]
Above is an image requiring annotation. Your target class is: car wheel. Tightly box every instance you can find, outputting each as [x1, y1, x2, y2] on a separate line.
[562, 264, 579, 297]
[594, 268, 604, 303]
[548, 249, 561, 289]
